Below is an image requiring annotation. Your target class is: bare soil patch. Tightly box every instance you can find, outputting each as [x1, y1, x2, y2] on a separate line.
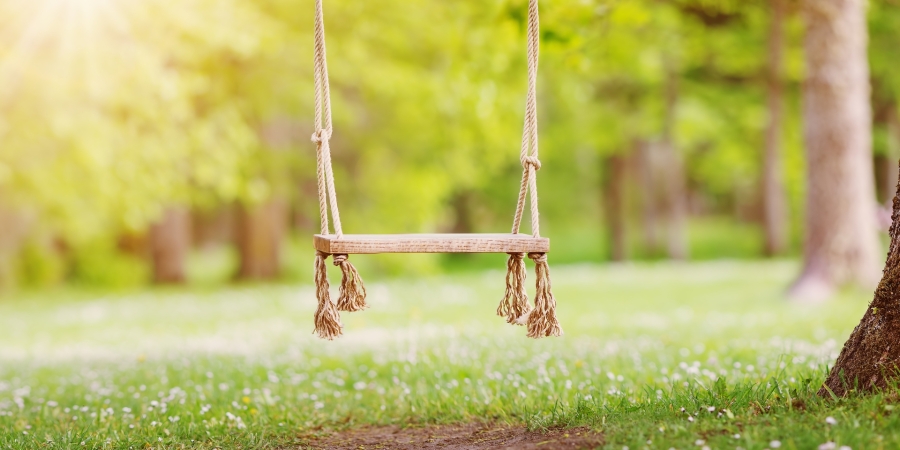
[300, 423, 603, 449]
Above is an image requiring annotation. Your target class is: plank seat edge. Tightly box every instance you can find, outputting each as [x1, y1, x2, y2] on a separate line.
[313, 233, 550, 254]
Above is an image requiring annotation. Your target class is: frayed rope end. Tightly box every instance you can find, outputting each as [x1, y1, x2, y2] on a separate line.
[525, 252, 562, 338]
[498, 252, 531, 325]
[313, 251, 342, 340]
[333, 254, 367, 312]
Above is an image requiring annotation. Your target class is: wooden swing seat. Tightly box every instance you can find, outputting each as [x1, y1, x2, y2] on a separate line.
[314, 233, 550, 255]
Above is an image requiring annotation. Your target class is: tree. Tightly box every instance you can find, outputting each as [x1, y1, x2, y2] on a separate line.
[235, 200, 286, 280]
[148, 207, 190, 284]
[788, 0, 880, 302]
[603, 153, 629, 261]
[821, 160, 900, 396]
[762, 0, 788, 256]
[661, 56, 689, 261]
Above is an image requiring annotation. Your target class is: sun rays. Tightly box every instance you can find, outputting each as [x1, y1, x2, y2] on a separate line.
[0, 0, 139, 102]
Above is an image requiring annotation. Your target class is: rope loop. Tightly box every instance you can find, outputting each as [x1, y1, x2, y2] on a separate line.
[316, 250, 330, 259]
[521, 156, 542, 171]
[507, 252, 525, 260]
[332, 254, 348, 265]
[311, 128, 332, 144]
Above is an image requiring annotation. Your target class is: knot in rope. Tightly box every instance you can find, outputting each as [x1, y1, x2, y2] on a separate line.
[316, 250, 330, 258]
[311, 128, 332, 144]
[522, 156, 542, 171]
[527, 252, 547, 263]
[332, 254, 348, 266]
[507, 252, 525, 260]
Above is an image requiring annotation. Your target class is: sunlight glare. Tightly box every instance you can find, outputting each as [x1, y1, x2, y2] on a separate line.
[0, 0, 136, 100]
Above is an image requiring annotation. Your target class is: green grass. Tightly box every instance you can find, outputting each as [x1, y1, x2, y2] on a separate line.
[0, 260, 894, 449]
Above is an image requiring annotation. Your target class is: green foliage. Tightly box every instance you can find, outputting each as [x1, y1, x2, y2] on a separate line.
[1, 0, 899, 285]
[69, 242, 149, 289]
[14, 240, 66, 287]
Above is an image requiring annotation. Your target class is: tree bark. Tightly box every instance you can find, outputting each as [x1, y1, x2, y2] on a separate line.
[0, 199, 32, 289]
[820, 160, 900, 396]
[661, 57, 689, 261]
[638, 140, 662, 258]
[762, 0, 789, 257]
[235, 199, 286, 280]
[604, 153, 628, 261]
[875, 155, 899, 205]
[148, 207, 190, 284]
[882, 108, 900, 204]
[789, 0, 880, 302]
[450, 191, 475, 234]
[191, 207, 236, 250]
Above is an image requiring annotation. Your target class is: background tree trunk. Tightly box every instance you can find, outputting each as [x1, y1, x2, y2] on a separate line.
[0, 198, 33, 289]
[875, 154, 899, 205]
[450, 191, 475, 234]
[638, 140, 662, 258]
[789, 0, 880, 302]
[604, 153, 628, 261]
[191, 207, 236, 250]
[148, 207, 190, 284]
[882, 108, 900, 204]
[763, 0, 789, 257]
[235, 199, 287, 280]
[661, 57, 689, 261]
[820, 160, 900, 396]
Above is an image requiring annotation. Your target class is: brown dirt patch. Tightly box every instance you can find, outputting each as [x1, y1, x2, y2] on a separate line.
[300, 423, 603, 449]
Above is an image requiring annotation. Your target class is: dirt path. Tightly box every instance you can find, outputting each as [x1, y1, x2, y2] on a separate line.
[300, 423, 603, 449]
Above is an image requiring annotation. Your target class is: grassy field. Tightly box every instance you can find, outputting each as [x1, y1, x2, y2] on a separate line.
[0, 259, 895, 449]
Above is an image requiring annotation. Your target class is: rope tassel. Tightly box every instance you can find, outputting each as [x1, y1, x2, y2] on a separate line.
[498, 253, 531, 324]
[333, 254, 367, 312]
[523, 253, 562, 338]
[313, 251, 342, 340]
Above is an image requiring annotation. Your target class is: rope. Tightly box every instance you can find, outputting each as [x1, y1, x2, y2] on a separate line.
[312, 0, 343, 237]
[313, 0, 542, 239]
[511, 0, 542, 238]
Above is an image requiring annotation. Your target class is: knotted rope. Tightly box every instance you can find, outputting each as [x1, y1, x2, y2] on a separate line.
[313, 251, 342, 340]
[332, 254, 367, 312]
[312, 0, 367, 339]
[498, 252, 531, 324]
[498, 0, 562, 338]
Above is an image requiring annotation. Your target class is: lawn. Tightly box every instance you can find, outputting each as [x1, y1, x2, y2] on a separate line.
[0, 259, 895, 449]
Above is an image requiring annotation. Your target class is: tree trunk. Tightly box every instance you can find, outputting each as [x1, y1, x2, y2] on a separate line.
[450, 191, 475, 234]
[638, 140, 662, 258]
[191, 207, 236, 250]
[789, 0, 880, 302]
[820, 161, 900, 396]
[882, 108, 900, 204]
[604, 153, 628, 261]
[661, 57, 689, 261]
[875, 155, 899, 205]
[762, 0, 789, 257]
[874, 120, 900, 229]
[148, 207, 190, 284]
[235, 199, 286, 280]
[0, 199, 32, 289]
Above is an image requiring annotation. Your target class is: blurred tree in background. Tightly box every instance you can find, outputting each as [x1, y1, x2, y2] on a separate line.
[0, 0, 897, 293]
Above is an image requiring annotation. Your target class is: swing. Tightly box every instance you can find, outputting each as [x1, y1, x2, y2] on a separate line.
[310, 0, 561, 340]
